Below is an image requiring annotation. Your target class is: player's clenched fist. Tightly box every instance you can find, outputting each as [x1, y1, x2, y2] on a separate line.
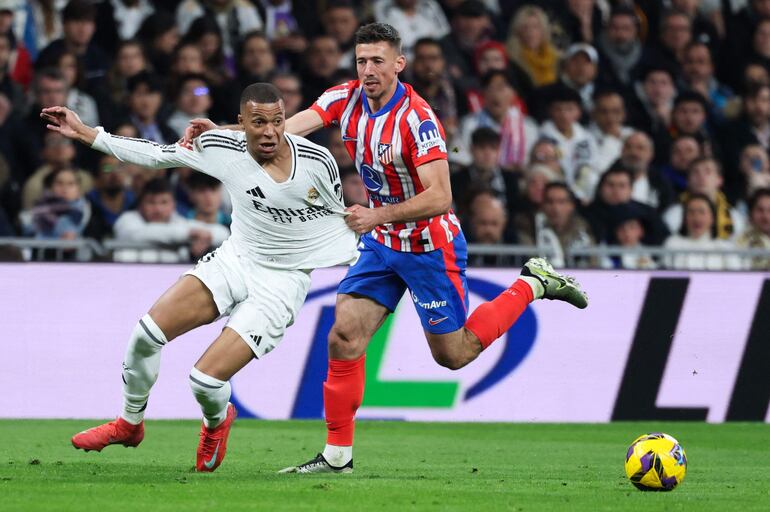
[344, 204, 386, 234]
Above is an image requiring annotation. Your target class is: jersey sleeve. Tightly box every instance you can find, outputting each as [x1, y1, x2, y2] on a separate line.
[309, 81, 355, 127]
[403, 105, 448, 168]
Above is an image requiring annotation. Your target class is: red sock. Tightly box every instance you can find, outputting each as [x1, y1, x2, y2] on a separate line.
[464, 279, 534, 350]
[324, 355, 366, 446]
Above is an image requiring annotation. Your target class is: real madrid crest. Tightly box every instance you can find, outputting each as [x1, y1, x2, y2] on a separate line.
[306, 187, 320, 202]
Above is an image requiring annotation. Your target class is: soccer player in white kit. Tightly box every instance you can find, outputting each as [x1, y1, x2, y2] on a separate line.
[40, 83, 358, 472]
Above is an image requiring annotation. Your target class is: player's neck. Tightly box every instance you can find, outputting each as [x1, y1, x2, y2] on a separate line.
[366, 81, 400, 112]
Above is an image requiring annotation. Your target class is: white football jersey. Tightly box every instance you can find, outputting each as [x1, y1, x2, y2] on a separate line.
[92, 128, 358, 270]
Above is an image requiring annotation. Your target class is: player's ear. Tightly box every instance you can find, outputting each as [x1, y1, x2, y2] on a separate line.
[395, 54, 406, 74]
[237, 113, 243, 127]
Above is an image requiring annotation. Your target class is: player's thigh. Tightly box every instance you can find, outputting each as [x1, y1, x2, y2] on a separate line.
[330, 293, 391, 359]
[148, 275, 220, 341]
[194, 327, 254, 381]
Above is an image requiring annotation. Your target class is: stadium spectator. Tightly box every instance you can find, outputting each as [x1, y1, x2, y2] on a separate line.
[254, 0, 309, 68]
[171, 42, 205, 76]
[506, 5, 559, 87]
[125, 71, 177, 144]
[300, 35, 342, 109]
[663, 157, 746, 240]
[661, 134, 704, 195]
[374, 0, 450, 61]
[466, 40, 533, 116]
[670, 0, 720, 51]
[50, 48, 100, 128]
[28, 0, 64, 56]
[465, 190, 517, 267]
[185, 171, 229, 227]
[176, 0, 262, 59]
[539, 85, 600, 202]
[22, 131, 93, 210]
[620, 131, 675, 212]
[113, 177, 228, 263]
[517, 182, 595, 268]
[663, 193, 742, 270]
[681, 41, 734, 119]
[20, 167, 90, 241]
[271, 72, 302, 118]
[627, 65, 678, 160]
[0, 32, 24, 114]
[322, 1, 359, 70]
[589, 89, 633, 174]
[511, 163, 559, 242]
[667, 91, 714, 162]
[450, 127, 519, 218]
[453, 70, 538, 169]
[167, 74, 213, 138]
[0, 2, 33, 88]
[37, 0, 109, 93]
[736, 188, 770, 268]
[410, 38, 458, 141]
[584, 164, 670, 245]
[93, 0, 154, 57]
[739, 144, 770, 197]
[135, 10, 180, 75]
[107, 40, 149, 107]
[557, 0, 603, 45]
[600, 206, 658, 270]
[441, 0, 493, 90]
[596, 6, 643, 94]
[645, 9, 693, 77]
[84, 154, 136, 241]
[528, 138, 564, 178]
[237, 31, 275, 88]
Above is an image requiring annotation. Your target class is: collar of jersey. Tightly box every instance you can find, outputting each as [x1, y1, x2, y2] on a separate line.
[362, 80, 406, 118]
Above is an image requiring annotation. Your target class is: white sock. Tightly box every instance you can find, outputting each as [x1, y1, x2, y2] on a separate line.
[189, 367, 231, 428]
[121, 314, 167, 425]
[323, 444, 353, 467]
[519, 276, 545, 300]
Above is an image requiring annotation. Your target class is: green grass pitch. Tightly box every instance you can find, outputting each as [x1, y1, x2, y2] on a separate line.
[1, 420, 768, 511]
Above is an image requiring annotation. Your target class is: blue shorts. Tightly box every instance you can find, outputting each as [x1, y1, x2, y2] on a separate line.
[338, 233, 469, 334]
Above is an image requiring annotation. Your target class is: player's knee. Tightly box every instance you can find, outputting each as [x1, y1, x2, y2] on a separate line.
[431, 350, 468, 371]
[189, 367, 229, 401]
[328, 324, 366, 360]
[130, 314, 168, 355]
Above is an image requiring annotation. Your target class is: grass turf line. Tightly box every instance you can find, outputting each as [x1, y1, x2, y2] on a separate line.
[1, 420, 768, 511]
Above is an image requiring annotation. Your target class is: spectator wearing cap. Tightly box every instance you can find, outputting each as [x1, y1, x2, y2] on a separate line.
[167, 74, 213, 138]
[736, 188, 770, 269]
[719, 83, 770, 202]
[37, 0, 110, 93]
[322, 1, 359, 70]
[450, 127, 519, 218]
[410, 38, 458, 141]
[663, 157, 746, 240]
[627, 65, 678, 151]
[84, 154, 137, 241]
[584, 163, 670, 246]
[506, 5, 560, 87]
[452, 69, 538, 171]
[663, 193, 742, 270]
[600, 205, 658, 270]
[374, 0, 450, 62]
[113, 177, 229, 264]
[620, 131, 675, 212]
[589, 89, 634, 174]
[176, 0, 263, 60]
[125, 71, 176, 144]
[530, 42, 601, 123]
[596, 6, 644, 95]
[539, 85, 600, 202]
[681, 41, 734, 120]
[440, 1, 493, 92]
[466, 190, 518, 267]
[517, 182, 595, 268]
[93, 0, 154, 57]
[300, 35, 342, 110]
[660, 134, 705, 195]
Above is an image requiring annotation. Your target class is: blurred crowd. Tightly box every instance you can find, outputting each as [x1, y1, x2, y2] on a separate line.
[0, 0, 769, 270]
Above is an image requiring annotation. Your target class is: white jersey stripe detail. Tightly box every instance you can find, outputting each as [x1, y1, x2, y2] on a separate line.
[317, 89, 349, 110]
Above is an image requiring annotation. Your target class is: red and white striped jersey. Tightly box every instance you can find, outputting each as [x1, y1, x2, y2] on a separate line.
[310, 80, 463, 253]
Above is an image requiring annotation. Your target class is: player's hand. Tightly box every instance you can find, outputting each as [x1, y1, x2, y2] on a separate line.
[183, 118, 218, 145]
[344, 204, 385, 234]
[40, 106, 97, 144]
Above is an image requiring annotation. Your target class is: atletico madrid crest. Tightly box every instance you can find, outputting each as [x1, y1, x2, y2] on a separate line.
[378, 143, 393, 165]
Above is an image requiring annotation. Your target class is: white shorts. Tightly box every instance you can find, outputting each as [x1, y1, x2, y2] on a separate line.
[184, 240, 312, 358]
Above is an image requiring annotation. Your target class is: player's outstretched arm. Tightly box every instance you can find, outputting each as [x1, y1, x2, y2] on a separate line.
[345, 159, 453, 234]
[285, 109, 324, 136]
[41, 106, 98, 145]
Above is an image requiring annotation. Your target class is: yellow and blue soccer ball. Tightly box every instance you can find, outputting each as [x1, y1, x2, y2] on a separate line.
[624, 433, 687, 491]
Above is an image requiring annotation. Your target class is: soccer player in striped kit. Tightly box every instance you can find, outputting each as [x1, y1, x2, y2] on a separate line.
[188, 23, 588, 474]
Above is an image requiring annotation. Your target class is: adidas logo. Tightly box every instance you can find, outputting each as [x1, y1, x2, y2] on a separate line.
[246, 186, 266, 198]
[250, 334, 262, 346]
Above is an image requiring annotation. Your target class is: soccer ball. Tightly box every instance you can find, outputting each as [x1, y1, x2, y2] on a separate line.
[624, 432, 687, 491]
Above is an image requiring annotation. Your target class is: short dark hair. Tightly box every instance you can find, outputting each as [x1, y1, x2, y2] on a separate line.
[454, 0, 488, 18]
[413, 37, 442, 54]
[62, 0, 96, 22]
[139, 177, 173, 203]
[603, 162, 635, 185]
[674, 90, 708, 111]
[240, 82, 283, 105]
[547, 85, 582, 107]
[481, 69, 515, 90]
[43, 167, 78, 189]
[354, 23, 402, 53]
[744, 81, 770, 100]
[687, 156, 722, 176]
[680, 192, 717, 237]
[593, 88, 623, 103]
[172, 73, 210, 101]
[471, 127, 501, 147]
[748, 187, 770, 212]
[544, 182, 575, 202]
[187, 171, 222, 191]
[34, 67, 66, 90]
[127, 71, 163, 94]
